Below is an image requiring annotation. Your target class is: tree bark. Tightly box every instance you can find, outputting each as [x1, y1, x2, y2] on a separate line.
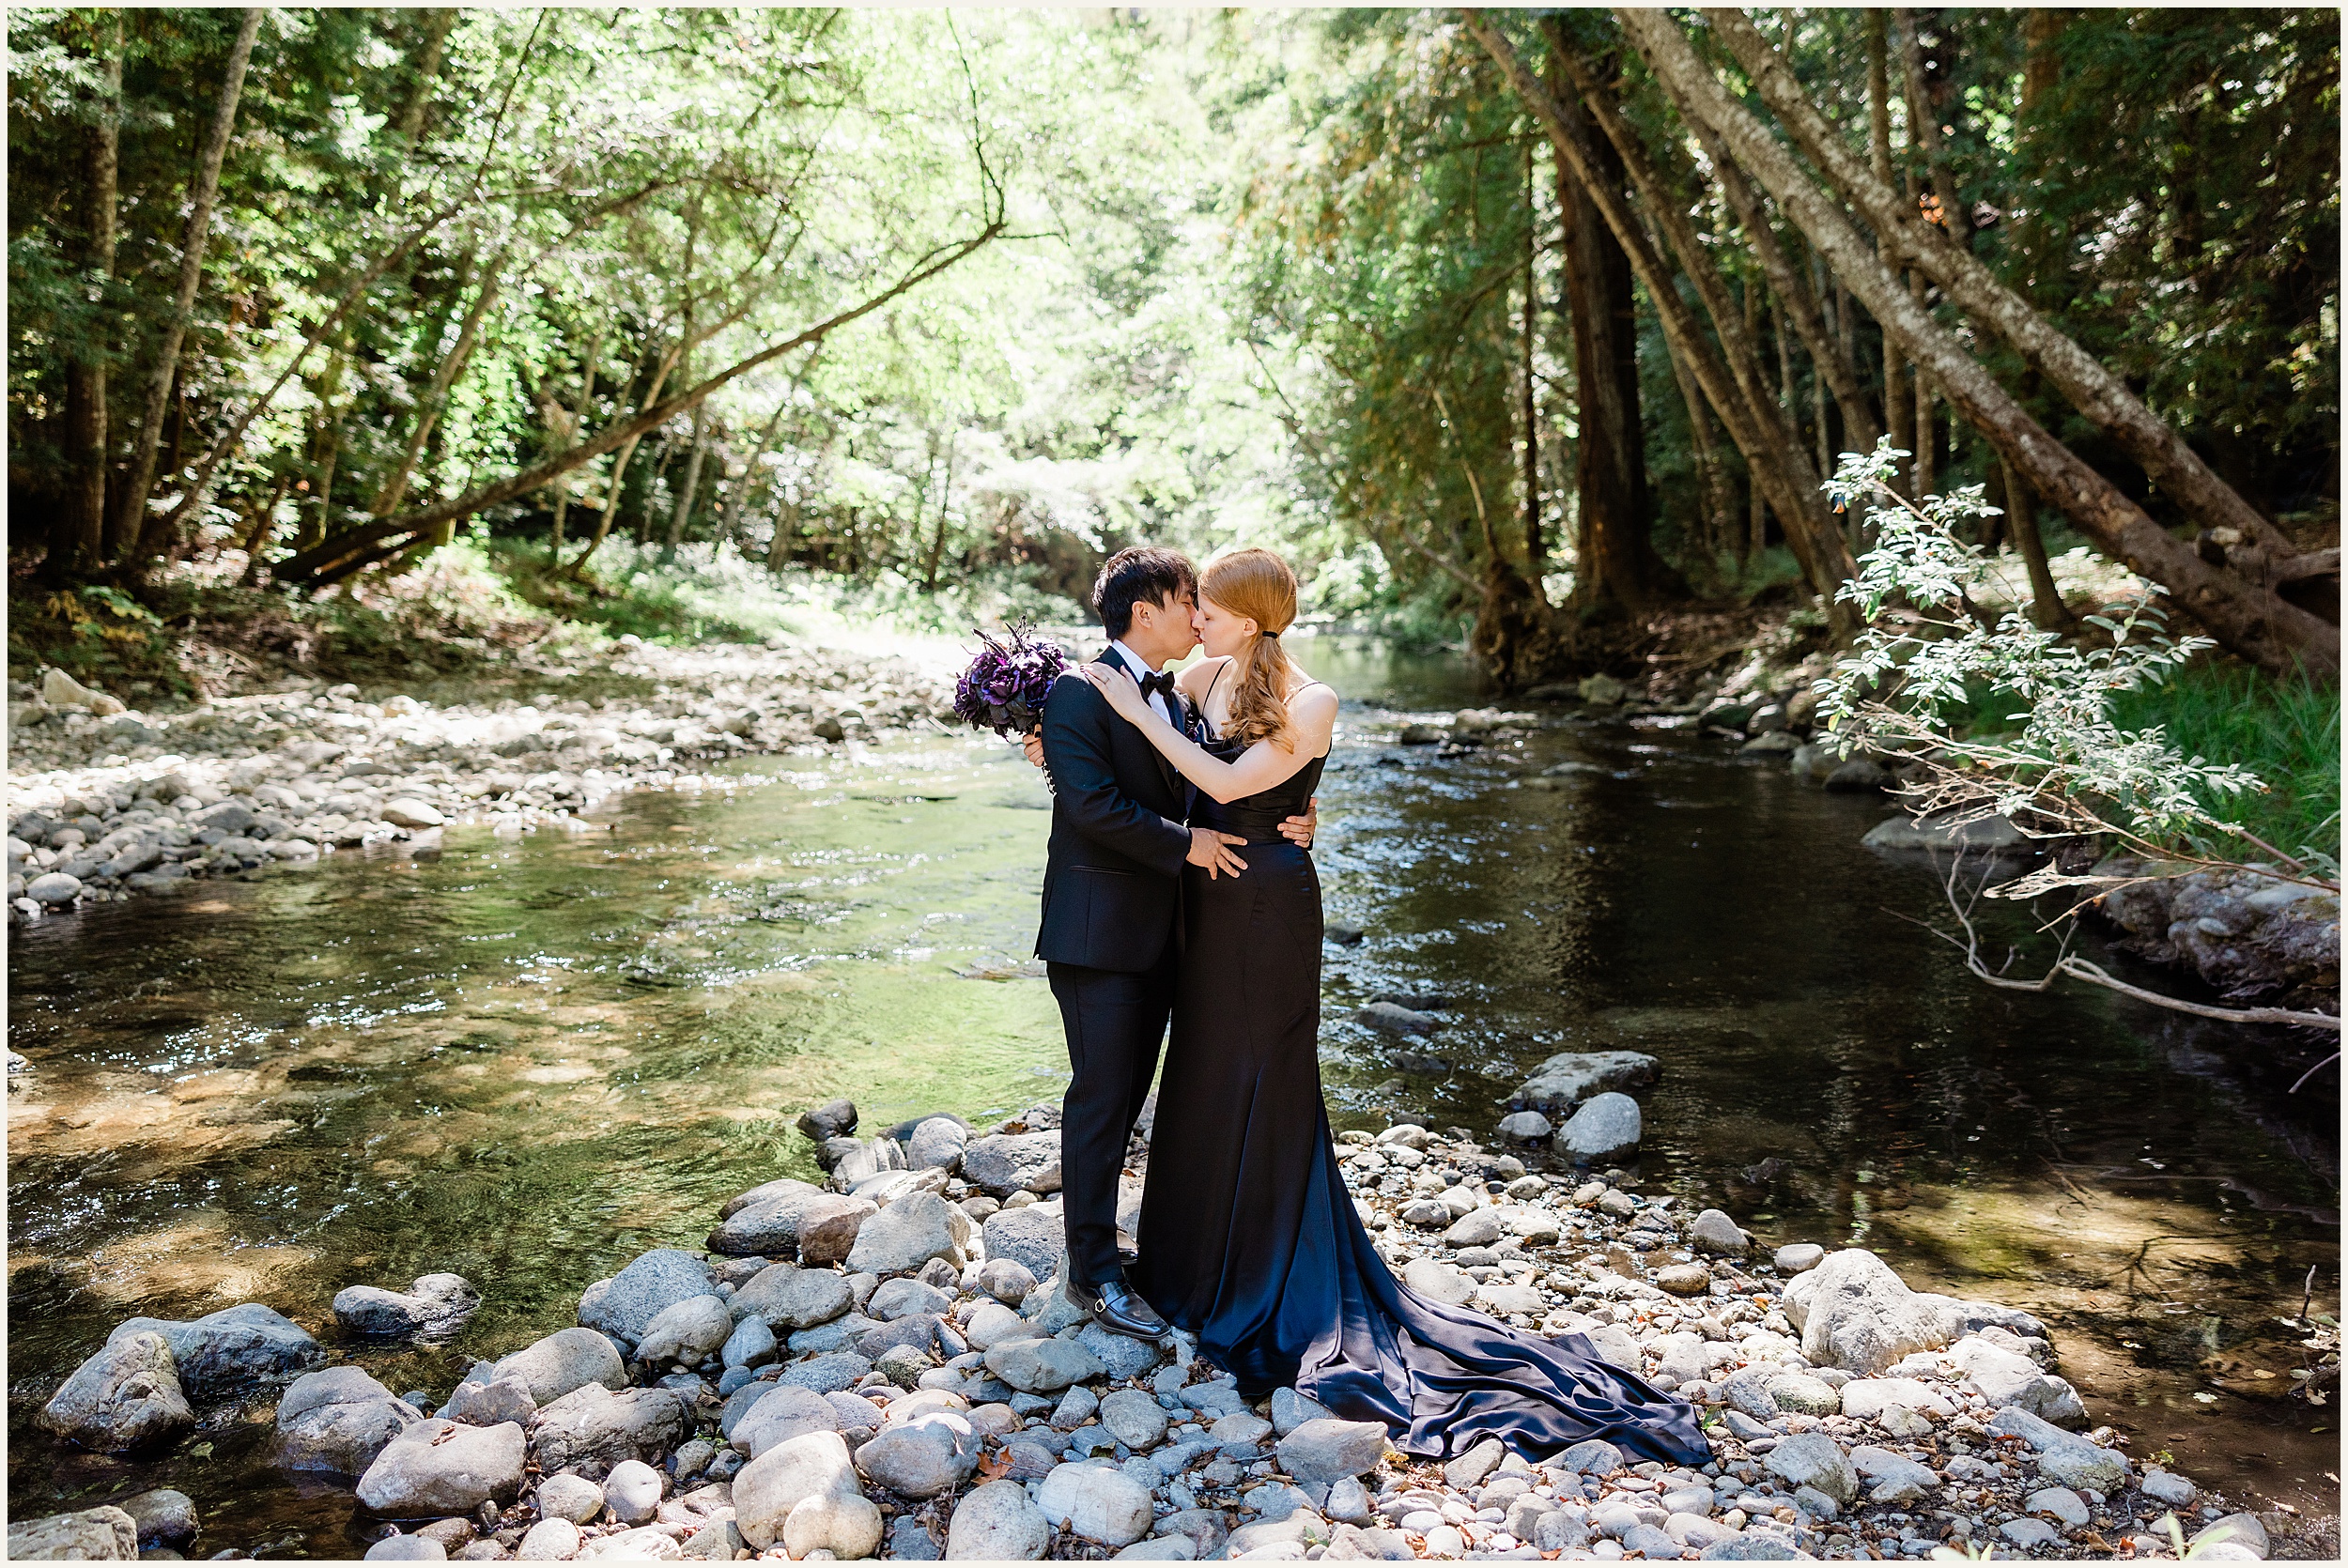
[59, 13, 122, 577]
[548, 327, 605, 554]
[1864, 12, 1912, 496]
[369, 255, 503, 521]
[720, 395, 792, 548]
[1661, 321, 1734, 561]
[663, 398, 709, 556]
[1539, 20, 1857, 604]
[1893, 10, 1970, 253]
[1620, 8, 2339, 677]
[278, 214, 1005, 588]
[2001, 457, 2074, 632]
[120, 7, 262, 565]
[922, 424, 958, 592]
[1704, 6, 2308, 569]
[1519, 139, 1546, 586]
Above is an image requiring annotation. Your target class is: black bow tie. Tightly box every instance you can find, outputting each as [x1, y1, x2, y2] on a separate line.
[1138, 669, 1178, 704]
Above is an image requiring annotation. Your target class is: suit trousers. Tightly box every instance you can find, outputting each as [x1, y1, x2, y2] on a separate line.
[1046, 945, 1178, 1289]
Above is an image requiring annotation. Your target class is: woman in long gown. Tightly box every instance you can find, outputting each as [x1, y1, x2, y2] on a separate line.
[1077, 547, 1709, 1468]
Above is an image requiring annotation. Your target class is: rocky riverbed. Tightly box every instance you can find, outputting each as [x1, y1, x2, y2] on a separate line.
[5, 638, 952, 925]
[13, 1052, 2319, 1563]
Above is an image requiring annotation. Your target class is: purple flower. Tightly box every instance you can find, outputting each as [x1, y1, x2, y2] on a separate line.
[950, 624, 1071, 739]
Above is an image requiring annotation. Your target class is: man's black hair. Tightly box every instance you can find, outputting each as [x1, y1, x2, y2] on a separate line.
[1092, 546, 1197, 638]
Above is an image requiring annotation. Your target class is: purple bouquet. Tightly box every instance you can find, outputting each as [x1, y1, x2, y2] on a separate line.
[952, 625, 1070, 738]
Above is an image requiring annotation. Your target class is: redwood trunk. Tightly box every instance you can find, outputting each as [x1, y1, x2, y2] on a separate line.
[60, 15, 121, 576]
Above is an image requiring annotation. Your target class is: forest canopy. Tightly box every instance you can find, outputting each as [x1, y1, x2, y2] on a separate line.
[7, 7, 2339, 684]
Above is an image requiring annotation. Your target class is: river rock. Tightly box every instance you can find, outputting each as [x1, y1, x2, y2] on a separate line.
[106, 1302, 320, 1401]
[855, 1409, 981, 1498]
[580, 1526, 680, 1560]
[274, 1365, 424, 1473]
[8, 1506, 139, 1560]
[26, 871, 82, 904]
[958, 1299, 1030, 1351]
[1763, 1433, 1857, 1504]
[1441, 1208, 1505, 1247]
[734, 1430, 882, 1557]
[1774, 1243, 1824, 1274]
[868, 1278, 953, 1322]
[517, 1519, 583, 1560]
[1838, 1377, 1954, 1421]
[535, 1472, 610, 1525]
[1557, 1093, 1643, 1162]
[1400, 1256, 1473, 1305]
[604, 1458, 664, 1524]
[356, 1419, 527, 1516]
[707, 1185, 837, 1257]
[907, 1116, 969, 1172]
[1987, 1406, 2126, 1492]
[980, 1204, 1066, 1281]
[985, 1335, 1105, 1394]
[1861, 810, 2028, 853]
[1826, 759, 1892, 792]
[1949, 1334, 2087, 1424]
[730, 1263, 853, 1330]
[531, 1384, 688, 1478]
[1076, 1320, 1163, 1380]
[580, 1250, 715, 1345]
[491, 1328, 627, 1404]
[1277, 1419, 1389, 1483]
[828, 1136, 907, 1190]
[1656, 1263, 1713, 1296]
[961, 1131, 1062, 1197]
[1095, 1387, 1168, 1450]
[1689, 1209, 1749, 1255]
[334, 1273, 482, 1338]
[798, 1099, 859, 1142]
[1036, 1461, 1154, 1547]
[975, 1257, 1038, 1304]
[382, 798, 446, 829]
[780, 1350, 874, 1394]
[635, 1294, 734, 1366]
[40, 1330, 193, 1453]
[1495, 1111, 1552, 1143]
[1356, 1002, 1440, 1036]
[1270, 1387, 1334, 1437]
[1510, 1051, 1660, 1115]
[946, 1479, 1051, 1560]
[1764, 1373, 1841, 1417]
[111, 1489, 199, 1551]
[722, 1314, 779, 1371]
[1783, 1249, 1953, 1375]
[798, 1195, 879, 1266]
[847, 1192, 973, 1276]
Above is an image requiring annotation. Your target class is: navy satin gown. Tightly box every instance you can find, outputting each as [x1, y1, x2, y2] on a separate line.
[1133, 724, 1711, 1468]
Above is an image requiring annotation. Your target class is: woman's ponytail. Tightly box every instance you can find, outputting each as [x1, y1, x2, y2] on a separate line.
[1200, 548, 1302, 752]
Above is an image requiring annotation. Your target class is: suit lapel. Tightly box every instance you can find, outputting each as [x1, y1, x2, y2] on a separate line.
[1099, 648, 1186, 806]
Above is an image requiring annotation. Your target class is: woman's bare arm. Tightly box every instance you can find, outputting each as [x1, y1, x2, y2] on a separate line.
[1079, 664, 1336, 803]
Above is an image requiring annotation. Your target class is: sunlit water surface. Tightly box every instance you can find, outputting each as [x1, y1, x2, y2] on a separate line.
[8, 638, 2336, 1553]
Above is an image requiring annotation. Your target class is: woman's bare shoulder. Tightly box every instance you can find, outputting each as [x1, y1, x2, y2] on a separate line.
[1176, 656, 1233, 694]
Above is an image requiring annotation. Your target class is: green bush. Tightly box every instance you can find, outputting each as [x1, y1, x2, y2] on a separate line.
[2108, 661, 2341, 864]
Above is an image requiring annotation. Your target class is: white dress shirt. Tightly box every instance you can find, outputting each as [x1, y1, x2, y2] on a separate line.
[1110, 639, 1186, 732]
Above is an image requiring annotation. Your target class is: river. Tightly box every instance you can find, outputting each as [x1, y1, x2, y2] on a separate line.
[7, 638, 2337, 1555]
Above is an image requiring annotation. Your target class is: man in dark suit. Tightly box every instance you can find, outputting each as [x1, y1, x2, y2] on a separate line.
[1032, 546, 1313, 1338]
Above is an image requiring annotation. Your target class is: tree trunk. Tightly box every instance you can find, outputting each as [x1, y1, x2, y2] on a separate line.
[1620, 8, 2339, 678]
[2002, 457, 2074, 632]
[922, 425, 958, 592]
[1539, 22, 1856, 607]
[720, 397, 791, 548]
[663, 401, 709, 556]
[1661, 322, 1734, 562]
[1893, 10, 1970, 254]
[1519, 140, 1547, 587]
[548, 327, 605, 554]
[1552, 89, 1648, 618]
[369, 255, 503, 521]
[1742, 281, 1765, 561]
[1865, 12, 1913, 496]
[59, 13, 122, 577]
[120, 7, 262, 566]
[1703, 7, 2309, 571]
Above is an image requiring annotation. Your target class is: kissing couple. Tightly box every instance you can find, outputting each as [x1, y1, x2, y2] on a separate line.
[1025, 544, 1708, 1466]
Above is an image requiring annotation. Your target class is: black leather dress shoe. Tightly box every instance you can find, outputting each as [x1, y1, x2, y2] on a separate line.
[1074, 1272, 1169, 1341]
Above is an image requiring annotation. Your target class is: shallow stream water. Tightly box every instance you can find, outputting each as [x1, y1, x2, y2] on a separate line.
[8, 638, 2338, 1554]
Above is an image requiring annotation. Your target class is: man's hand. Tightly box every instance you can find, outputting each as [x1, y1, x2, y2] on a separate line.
[1187, 826, 1248, 880]
[1021, 732, 1045, 770]
[1278, 795, 1319, 849]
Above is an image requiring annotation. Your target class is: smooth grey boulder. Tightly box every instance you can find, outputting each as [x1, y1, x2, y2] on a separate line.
[40, 1330, 193, 1453]
[1269, 1387, 1334, 1437]
[707, 1185, 836, 1257]
[444, 1373, 536, 1428]
[1552, 1438, 1623, 1476]
[946, 1480, 1050, 1560]
[721, 1314, 779, 1370]
[729, 1263, 854, 1330]
[1097, 1388, 1168, 1451]
[1782, 1250, 1954, 1376]
[960, 1132, 1062, 1197]
[1510, 1051, 1660, 1115]
[974, 1257, 1038, 1305]
[490, 1327, 626, 1405]
[733, 1385, 842, 1457]
[1689, 1209, 1749, 1256]
[634, 1294, 734, 1366]
[779, 1350, 874, 1394]
[529, 1383, 688, 1479]
[906, 1116, 970, 1172]
[333, 1274, 481, 1338]
[846, 1192, 973, 1276]
[854, 1410, 981, 1498]
[869, 1278, 954, 1322]
[8, 1506, 139, 1560]
[106, 1302, 321, 1401]
[979, 1204, 1065, 1282]
[797, 1099, 859, 1143]
[1355, 1002, 1439, 1037]
[1774, 1243, 1825, 1274]
[579, 1250, 714, 1345]
[721, 1176, 823, 1221]
[984, 1336, 1104, 1394]
[1987, 1406, 2126, 1493]
[796, 1195, 879, 1267]
[1074, 1321, 1163, 1381]
[355, 1419, 527, 1516]
[274, 1365, 424, 1473]
[1763, 1433, 1858, 1505]
[1949, 1336, 2086, 1425]
[114, 1489, 200, 1551]
[517, 1519, 584, 1560]
[732, 1430, 882, 1557]
[1557, 1093, 1643, 1162]
[1034, 1461, 1153, 1547]
[534, 1472, 608, 1525]
[604, 1458, 664, 1524]
[1276, 1419, 1389, 1483]
[365, 1533, 448, 1560]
